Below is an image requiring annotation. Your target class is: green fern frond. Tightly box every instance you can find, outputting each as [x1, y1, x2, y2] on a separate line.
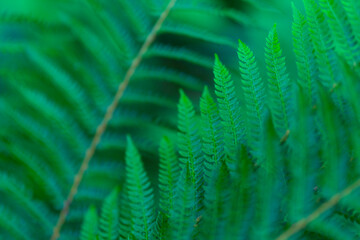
[251, 114, 284, 239]
[237, 40, 265, 157]
[292, 4, 318, 105]
[265, 24, 292, 137]
[158, 136, 180, 217]
[118, 193, 132, 240]
[167, 164, 196, 240]
[340, 0, 360, 44]
[201, 161, 231, 240]
[125, 136, 155, 240]
[80, 206, 98, 240]
[0, 0, 246, 236]
[200, 86, 225, 183]
[304, 0, 344, 87]
[177, 90, 204, 213]
[99, 188, 119, 240]
[213, 54, 243, 163]
[318, 0, 360, 65]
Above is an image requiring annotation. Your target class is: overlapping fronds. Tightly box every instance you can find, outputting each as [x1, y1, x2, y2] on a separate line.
[3, 0, 360, 239]
[77, 1, 360, 239]
[292, 4, 318, 105]
[158, 136, 180, 216]
[0, 0, 255, 238]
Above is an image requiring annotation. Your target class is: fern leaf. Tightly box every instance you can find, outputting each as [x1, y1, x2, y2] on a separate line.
[125, 136, 155, 240]
[318, 0, 360, 65]
[99, 188, 119, 240]
[213, 54, 243, 163]
[237, 40, 265, 157]
[201, 161, 231, 240]
[167, 164, 196, 240]
[340, 0, 360, 44]
[177, 90, 204, 214]
[292, 4, 318, 105]
[265, 24, 292, 136]
[80, 206, 98, 240]
[303, 0, 344, 87]
[251, 115, 284, 239]
[118, 193, 132, 240]
[151, 211, 169, 240]
[200, 86, 225, 184]
[158, 136, 180, 217]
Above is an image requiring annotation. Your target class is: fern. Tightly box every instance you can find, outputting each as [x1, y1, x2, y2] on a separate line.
[76, 1, 360, 239]
[177, 90, 204, 214]
[292, 4, 318, 105]
[265, 24, 292, 137]
[80, 206, 98, 240]
[158, 136, 180, 217]
[3, 0, 360, 239]
[124, 136, 155, 240]
[167, 164, 196, 240]
[99, 188, 119, 240]
[318, 0, 360, 65]
[0, 0, 253, 238]
[199, 86, 225, 183]
[237, 40, 266, 158]
[213, 54, 243, 165]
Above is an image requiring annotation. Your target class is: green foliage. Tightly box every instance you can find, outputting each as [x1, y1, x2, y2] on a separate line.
[76, 0, 360, 239]
[158, 136, 180, 217]
[292, 4, 318, 104]
[237, 40, 265, 158]
[0, 0, 253, 238]
[2, 0, 360, 239]
[265, 24, 292, 136]
[213, 54, 243, 165]
[80, 206, 98, 240]
[124, 136, 155, 240]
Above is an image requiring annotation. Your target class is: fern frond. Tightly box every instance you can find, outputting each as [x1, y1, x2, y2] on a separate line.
[177, 90, 204, 213]
[291, 4, 318, 105]
[158, 136, 180, 217]
[251, 115, 284, 239]
[201, 161, 231, 240]
[167, 164, 196, 240]
[0, 0, 245, 236]
[213, 54, 243, 163]
[237, 40, 265, 157]
[99, 188, 119, 240]
[125, 136, 155, 240]
[80, 206, 98, 240]
[304, 0, 344, 87]
[340, 0, 360, 44]
[318, 0, 360, 65]
[200, 86, 225, 184]
[265, 24, 292, 137]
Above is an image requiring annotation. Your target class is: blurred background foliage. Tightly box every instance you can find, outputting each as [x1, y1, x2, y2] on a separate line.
[3, 0, 304, 73]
